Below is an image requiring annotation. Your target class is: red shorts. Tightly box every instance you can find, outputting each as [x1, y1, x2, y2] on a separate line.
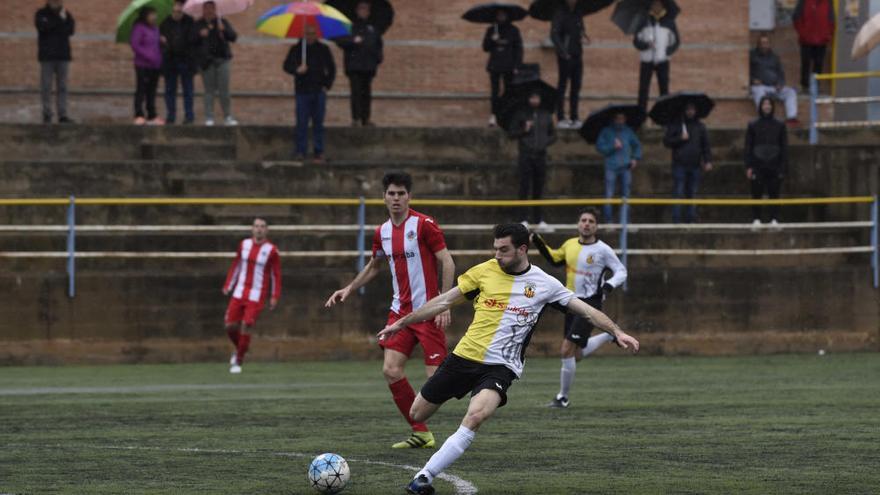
[225, 298, 264, 327]
[379, 311, 448, 366]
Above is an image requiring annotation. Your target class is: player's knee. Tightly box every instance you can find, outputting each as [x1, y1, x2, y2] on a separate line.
[463, 407, 491, 429]
[382, 363, 405, 382]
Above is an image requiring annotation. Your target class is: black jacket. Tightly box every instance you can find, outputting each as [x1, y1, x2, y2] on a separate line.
[509, 107, 557, 153]
[664, 119, 711, 169]
[550, 8, 585, 59]
[745, 98, 788, 175]
[336, 21, 383, 74]
[192, 18, 237, 69]
[160, 14, 195, 68]
[482, 23, 523, 73]
[284, 41, 336, 94]
[35, 5, 75, 62]
[749, 48, 785, 86]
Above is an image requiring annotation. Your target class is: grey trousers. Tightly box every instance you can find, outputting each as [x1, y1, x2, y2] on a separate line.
[201, 59, 231, 120]
[40, 61, 69, 120]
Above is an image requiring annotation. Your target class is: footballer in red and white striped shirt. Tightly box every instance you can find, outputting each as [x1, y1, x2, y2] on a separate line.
[223, 217, 281, 374]
[325, 172, 455, 449]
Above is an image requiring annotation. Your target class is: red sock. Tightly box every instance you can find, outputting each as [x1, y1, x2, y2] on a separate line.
[226, 327, 241, 346]
[388, 377, 428, 432]
[236, 332, 251, 365]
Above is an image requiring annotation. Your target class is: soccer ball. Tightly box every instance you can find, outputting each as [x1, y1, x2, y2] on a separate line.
[308, 453, 350, 493]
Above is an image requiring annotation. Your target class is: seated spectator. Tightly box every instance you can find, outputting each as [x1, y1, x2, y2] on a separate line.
[663, 102, 712, 223]
[745, 96, 788, 227]
[596, 112, 641, 223]
[130, 7, 163, 125]
[337, 1, 384, 127]
[160, 0, 196, 125]
[750, 33, 799, 126]
[508, 91, 556, 233]
[483, 9, 522, 127]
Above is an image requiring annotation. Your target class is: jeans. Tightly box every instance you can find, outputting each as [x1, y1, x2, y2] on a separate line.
[556, 55, 583, 120]
[348, 71, 374, 124]
[164, 61, 195, 123]
[489, 70, 513, 117]
[604, 167, 632, 223]
[296, 92, 327, 156]
[134, 67, 160, 119]
[799, 44, 827, 89]
[40, 60, 69, 120]
[202, 59, 231, 120]
[637, 61, 669, 112]
[750, 85, 798, 120]
[672, 165, 701, 223]
[750, 169, 783, 221]
[518, 150, 547, 223]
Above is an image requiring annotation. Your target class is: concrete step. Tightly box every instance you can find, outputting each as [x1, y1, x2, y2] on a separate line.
[141, 142, 238, 161]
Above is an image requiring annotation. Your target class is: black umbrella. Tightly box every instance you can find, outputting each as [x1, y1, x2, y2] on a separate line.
[463, 3, 528, 23]
[611, 0, 679, 35]
[528, 0, 614, 21]
[497, 80, 558, 132]
[648, 92, 715, 126]
[579, 104, 646, 144]
[325, 0, 395, 34]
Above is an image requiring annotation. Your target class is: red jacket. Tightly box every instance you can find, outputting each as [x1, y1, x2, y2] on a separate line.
[793, 0, 835, 46]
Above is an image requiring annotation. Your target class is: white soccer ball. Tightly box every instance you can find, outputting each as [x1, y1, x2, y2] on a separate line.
[308, 453, 350, 494]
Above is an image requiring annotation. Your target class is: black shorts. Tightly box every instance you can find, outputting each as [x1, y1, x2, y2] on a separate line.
[563, 295, 602, 348]
[420, 354, 518, 408]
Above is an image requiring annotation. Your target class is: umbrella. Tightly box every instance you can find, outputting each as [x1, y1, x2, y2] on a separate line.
[611, 0, 679, 35]
[463, 3, 528, 24]
[325, 0, 394, 34]
[497, 79, 558, 132]
[579, 104, 645, 144]
[528, 0, 613, 21]
[183, 0, 254, 19]
[852, 12, 880, 59]
[116, 0, 174, 43]
[648, 92, 714, 126]
[257, 2, 351, 62]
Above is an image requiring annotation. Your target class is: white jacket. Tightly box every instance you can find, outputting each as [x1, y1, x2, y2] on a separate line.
[634, 17, 679, 64]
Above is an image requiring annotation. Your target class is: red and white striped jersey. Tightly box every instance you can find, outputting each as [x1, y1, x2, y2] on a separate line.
[224, 238, 282, 304]
[372, 210, 447, 316]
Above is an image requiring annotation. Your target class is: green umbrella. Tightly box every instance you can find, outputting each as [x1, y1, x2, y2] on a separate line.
[116, 0, 174, 43]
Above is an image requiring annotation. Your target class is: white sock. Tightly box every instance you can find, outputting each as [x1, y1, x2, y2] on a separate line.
[418, 425, 476, 483]
[558, 357, 576, 399]
[582, 333, 614, 357]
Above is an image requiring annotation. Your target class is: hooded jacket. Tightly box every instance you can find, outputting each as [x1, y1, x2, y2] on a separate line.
[633, 14, 679, 64]
[749, 46, 786, 86]
[483, 22, 523, 73]
[35, 5, 75, 62]
[745, 97, 788, 175]
[551, 7, 585, 59]
[508, 106, 556, 153]
[284, 41, 336, 93]
[664, 117, 711, 169]
[793, 0, 835, 46]
[596, 124, 643, 171]
[336, 20, 383, 74]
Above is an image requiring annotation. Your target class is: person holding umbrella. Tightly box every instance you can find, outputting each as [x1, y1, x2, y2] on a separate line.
[130, 7, 164, 125]
[335, 1, 384, 127]
[467, 4, 524, 127]
[589, 106, 643, 223]
[633, 0, 679, 113]
[507, 90, 557, 232]
[661, 100, 712, 223]
[160, 0, 196, 125]
[192, 1, 239, 126]
[551, 0, 590, 129]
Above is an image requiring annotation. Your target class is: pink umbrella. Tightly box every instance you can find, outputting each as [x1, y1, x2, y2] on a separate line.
[183, 0, 255, 18]
[852, 13, 880, 59]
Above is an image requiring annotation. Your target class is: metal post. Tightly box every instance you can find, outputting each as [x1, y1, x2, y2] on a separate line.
[872, 196, 878, 289]
[809, 73, 819, 145]
[618, 198, 629, 292]
[356, 196, 366, 295]
[66, 195, 76, 298]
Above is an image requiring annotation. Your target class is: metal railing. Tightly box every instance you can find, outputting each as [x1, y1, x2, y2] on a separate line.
[809, 71, 880, 144]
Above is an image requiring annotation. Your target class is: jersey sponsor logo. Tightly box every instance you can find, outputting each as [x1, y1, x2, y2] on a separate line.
[391, 251, 416, 260]
[482, 297, 506, 310]
[406, 230, 416, 241]
[506, 305, 530, 317]
[523, 282, 536, 298]
[428, 353, 441, 359]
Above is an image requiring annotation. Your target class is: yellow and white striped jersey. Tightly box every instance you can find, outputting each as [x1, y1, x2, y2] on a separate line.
[535, 237, 627, 298]
[453, 259, 574, 377]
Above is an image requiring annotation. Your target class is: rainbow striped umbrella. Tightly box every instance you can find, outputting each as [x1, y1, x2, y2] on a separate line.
[257, 1, 352, 40]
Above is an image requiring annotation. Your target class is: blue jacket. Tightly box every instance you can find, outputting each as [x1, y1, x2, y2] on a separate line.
[596, 125, 642, 171]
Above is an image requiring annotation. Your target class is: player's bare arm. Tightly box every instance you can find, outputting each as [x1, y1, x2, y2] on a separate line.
[433, 248, 456, 329]
[566, 297, 640, 353]
[378, 286, 466, 339]
[325, 256, 386, 307]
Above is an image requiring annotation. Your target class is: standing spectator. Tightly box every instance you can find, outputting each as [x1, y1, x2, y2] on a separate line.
[483, 9, 522, 127]
[634, 0, 679, 113]
[596, 112, 641, 223]
[508, 92, 556, 232]
[193, 1, 238, 126]
[551, 0, 590, 129]
[337, 1, 383, 127]
[160, 0, 196, 124]
[745, 96, 788, 227]
[130, 7, 163, 125]
[793, 0, 835, 91]
[750, 34, 799, 126]
[663, 102, 712, 223]
[35, 0, 75, 124]
[284, 25, 336, 163]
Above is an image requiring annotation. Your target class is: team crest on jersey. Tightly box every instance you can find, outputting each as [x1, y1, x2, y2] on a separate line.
[523, 282, 536, 298]
[406, 230, 416, 241]
[586, 255, 594, 264]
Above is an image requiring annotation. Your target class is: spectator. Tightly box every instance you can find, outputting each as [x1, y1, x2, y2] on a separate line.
[337, 1, 383, 127]
[483, 9, 522, 127]
[551, 0, 590, 129]
[750, 33, 799, 126]
[663, 102, 712, 223]
[284, 25, 336, 163]
[745, 96, 788, 227]
[596, 112, 642, 222]
[508, 92, 556, 232]
[160, 0, 196, 124]
[130, 7, 163, 125]
[634, 0, 679, 113]
[35, 0, 75, 124]
[193, 1, 238, 126]
[793, 0, 835, 91]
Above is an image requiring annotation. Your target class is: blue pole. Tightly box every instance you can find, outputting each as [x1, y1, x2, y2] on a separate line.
[809, 73, 819, 145]
[618, 198, 629, 292]
[357, 196, 366, 295]
[66, 195, 76, 298]
[872, 196, 878, 289]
